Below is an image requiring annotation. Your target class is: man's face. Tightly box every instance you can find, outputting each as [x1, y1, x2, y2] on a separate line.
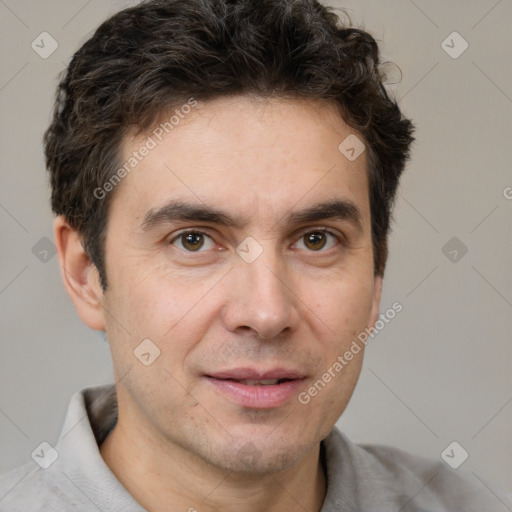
[100, 95, 381, 473]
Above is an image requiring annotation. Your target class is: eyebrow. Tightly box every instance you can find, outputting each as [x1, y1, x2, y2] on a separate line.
[138, 198, 363, 233]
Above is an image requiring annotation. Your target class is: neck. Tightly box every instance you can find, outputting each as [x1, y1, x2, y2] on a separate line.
[99, 409, 327, 512]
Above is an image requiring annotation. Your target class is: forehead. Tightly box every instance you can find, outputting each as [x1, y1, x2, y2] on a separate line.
[111, 95, 370, 230]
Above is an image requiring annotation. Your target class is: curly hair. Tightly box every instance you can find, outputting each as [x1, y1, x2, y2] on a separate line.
[44, 0, 415, 291]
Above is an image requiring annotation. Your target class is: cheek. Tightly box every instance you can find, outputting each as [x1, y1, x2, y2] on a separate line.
[107, 256, 183, 327]
[308, 273, 375, 341]
[114, 270, 218, 368]
[102, 261, 183, 363]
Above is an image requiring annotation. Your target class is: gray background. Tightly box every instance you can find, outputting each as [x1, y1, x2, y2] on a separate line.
[1, 0, 511, 500]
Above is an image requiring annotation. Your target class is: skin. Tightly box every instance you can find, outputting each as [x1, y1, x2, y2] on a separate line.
[54, 94, 383, 512]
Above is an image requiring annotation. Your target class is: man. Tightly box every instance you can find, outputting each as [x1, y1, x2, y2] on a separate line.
[0, 0, 510, 511]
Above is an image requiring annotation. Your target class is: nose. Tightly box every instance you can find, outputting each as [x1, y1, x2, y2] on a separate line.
[221, 247, 301, 340]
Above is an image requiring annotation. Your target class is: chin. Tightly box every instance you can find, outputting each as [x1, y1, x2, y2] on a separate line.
[206, 434, 315, 475]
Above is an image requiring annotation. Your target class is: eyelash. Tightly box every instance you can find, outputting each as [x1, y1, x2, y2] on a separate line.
[169, 228, 345, 254]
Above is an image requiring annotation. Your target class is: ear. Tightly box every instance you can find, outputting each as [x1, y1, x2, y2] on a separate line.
[53, 215, 106, 331]
[367, 274, 383, 330]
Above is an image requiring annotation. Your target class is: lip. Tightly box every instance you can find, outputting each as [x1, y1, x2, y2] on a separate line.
[207, 367, 306, 380]
[204, 367, 307, 409]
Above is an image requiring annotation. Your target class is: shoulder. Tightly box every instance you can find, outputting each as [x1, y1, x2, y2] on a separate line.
[0, 461, 79, 512]
[324, 428, 512, 511]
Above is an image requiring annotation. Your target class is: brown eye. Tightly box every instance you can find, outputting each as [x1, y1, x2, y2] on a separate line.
[304, 232, 327, 250]
[171, 231, 214, 252]
[182, 232, 204, 251]
[296, 230, 339, 252]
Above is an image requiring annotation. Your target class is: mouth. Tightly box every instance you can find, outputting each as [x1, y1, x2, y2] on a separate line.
[203, 368, 307, 409]
[220, 378, 294, 386]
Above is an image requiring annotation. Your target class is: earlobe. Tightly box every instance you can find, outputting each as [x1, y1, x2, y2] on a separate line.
[53, 215, 106, 331]
[368, 275, 383, 330]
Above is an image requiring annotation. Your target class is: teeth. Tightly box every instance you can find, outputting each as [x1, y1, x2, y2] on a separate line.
[238, 379, 279, 386]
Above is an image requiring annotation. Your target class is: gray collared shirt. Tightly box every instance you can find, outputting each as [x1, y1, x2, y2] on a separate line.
[1, 383, 511, 511]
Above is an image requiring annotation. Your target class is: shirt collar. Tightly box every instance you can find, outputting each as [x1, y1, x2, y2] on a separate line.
[50, 383, 357, 511]
[51, 383, 147, 511]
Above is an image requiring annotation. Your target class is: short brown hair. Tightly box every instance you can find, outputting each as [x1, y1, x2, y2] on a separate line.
[44, 0, 415, 291]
